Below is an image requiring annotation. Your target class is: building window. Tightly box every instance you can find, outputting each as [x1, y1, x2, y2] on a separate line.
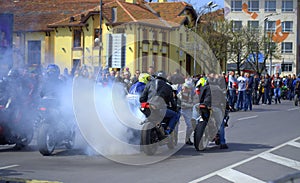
[281, 42, 292, 53]
[153, 30, 158, 40]
[282, 0, 293, 12]
[281, 63, 292, 72]
[143, 29, 148, 40]
[282, 21, 293, 32]
[232, 21, 242, 32]
[142, 52, 148, 73]
[112, 7, 117, 23]
[265, 21, 276, 32]
[248, 20, 259, 31]
[28, 40, 41, 65]
[179, 33, 183, 42]
[186, 32, 189, 42]
[94, 29, 100, 47]
[265, 0, 276, 12]
[161, 56, 166, 71]
[231, 0, 242, 11]
[162, 32, 167, 42]
[73, 29, 82, 48]
[248, 0, 259, 12]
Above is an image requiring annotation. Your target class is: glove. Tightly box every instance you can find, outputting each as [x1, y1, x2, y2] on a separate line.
[140, 102, 150, 109]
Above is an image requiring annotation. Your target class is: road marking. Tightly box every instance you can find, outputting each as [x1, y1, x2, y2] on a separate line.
[287, 141, 300, 148]
[189, 136, 300, 183]
[217, 168, 265, 183]
[237, 115, 258, 121]
[260, 153, 300, 170]
[0, 164, 19, 170]
[287, 107, 300, 111]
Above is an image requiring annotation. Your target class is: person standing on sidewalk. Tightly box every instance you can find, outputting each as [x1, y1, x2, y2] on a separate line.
[227, 71, 237, 111]
[272, 73, 283, 104]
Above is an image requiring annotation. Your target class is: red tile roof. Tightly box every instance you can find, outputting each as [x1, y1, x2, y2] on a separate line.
[0, 0, 192, 32]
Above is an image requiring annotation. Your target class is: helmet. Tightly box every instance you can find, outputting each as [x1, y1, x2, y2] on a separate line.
[196, 77, 208, 87]
[138, 73, 151, 84]
[156, 71, 167, 79]
[7, 69, 20, 79]
[46, 64, 60, 78]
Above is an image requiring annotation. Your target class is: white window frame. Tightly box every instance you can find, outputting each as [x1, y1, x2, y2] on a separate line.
[248, 20, 259, 31]
[282, 0, 293, 12]
[231, 0, 242, 12]
[232, 21, 242, 32]
[281, 63, 292, 72]
[248, 0, 259, 12]
[265, 0, 276, 12]
[265, 21, 276, 32]
[281, 42, 293, 53]
[282, 21, 293, 32]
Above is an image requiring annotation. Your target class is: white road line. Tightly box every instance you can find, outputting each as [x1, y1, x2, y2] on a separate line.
[260, 152, 300, 170]
[287, 107, 300, 111]
[287, 141, 300, 148]
[189, 136, 300, 183]
[0, 164, 19, 170]
[217, 168, 265, 183]
[237, 115, 258, 121]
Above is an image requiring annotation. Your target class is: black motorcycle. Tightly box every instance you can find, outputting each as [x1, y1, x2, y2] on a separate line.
[193, 104, 228, 151]
[36, 97, 76, 156]
[0, 97, 34, 149]
[140, 102, 178, 155]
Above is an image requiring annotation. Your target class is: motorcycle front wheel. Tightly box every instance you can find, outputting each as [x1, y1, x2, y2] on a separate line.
[194, 121, 209, 151]
[140, 122, 158, 155]
[37, 123, 56, 156]
[295, 94, 299, 106]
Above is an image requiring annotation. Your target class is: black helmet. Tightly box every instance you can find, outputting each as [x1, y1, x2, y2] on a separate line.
[156, 70, 167, 79]
[47, 64, 60, 78]
[7, 69, 20, 79]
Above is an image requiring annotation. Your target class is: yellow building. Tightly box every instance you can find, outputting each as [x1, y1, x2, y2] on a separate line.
[1, 0, 199, 76]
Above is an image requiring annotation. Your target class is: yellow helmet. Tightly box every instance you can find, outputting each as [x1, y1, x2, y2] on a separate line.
[196, 77, 208, 87]
[138, 73, 151, 84]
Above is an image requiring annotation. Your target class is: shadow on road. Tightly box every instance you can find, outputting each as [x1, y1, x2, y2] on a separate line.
[0, 169, 23, 177]
[173, 142, 273, 156]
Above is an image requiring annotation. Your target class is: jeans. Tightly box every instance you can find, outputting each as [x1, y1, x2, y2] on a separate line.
[228, 90, 236, 109]
[244, 89, 252, 110]
[165, 108, 180, 132]
[180, 108, 193, 141]
[264, 88, 271, 104]
[236, 90, 245, 110]
[219, 117, 226, 145]
[274, 88, 281, 103]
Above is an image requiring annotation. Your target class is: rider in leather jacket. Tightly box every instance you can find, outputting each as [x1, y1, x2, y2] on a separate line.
[140, 71, 180, 135]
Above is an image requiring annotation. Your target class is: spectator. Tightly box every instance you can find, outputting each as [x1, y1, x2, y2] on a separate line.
[236, 71, 247, 111]
[227, 71, 237, 111]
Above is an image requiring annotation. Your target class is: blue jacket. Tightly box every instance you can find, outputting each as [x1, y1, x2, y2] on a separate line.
[129, 82, 146, 95]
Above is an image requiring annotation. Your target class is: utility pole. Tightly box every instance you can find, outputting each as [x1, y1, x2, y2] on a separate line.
[98, 0, 103, 69]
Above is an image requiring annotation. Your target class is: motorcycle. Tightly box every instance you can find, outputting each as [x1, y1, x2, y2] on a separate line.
[36, 97, 76, 156]
[0, 97, 34, 149]
[193, 104, 228, 151]
[140, 102, 178, 155]
[294, 93, 300, 106]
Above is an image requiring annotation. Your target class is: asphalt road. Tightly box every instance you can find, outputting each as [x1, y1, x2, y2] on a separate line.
[0, 100, 300, 183]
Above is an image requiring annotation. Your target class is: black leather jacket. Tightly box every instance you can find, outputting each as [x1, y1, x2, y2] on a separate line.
[140, 77, 176, 111]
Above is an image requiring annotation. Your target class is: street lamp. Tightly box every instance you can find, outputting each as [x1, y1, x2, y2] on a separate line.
[193, 1, 218, 76]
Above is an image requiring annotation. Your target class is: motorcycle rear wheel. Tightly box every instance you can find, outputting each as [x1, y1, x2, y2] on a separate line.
[194, 121, 209, 151]
[65, 129, 76, 149]
[37, 123, 56, 156]
[141, 122, 158, 155]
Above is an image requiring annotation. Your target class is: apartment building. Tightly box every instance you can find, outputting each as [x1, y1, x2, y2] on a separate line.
[224, 0, 299, 75]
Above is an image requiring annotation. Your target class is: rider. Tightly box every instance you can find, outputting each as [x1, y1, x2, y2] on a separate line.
[129, 73, 151, 95]
[40, 64, 63, 99]
[139, 71, 180, 135]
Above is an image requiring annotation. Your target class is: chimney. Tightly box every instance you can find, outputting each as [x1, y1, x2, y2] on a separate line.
[125, 0, 137, 4]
